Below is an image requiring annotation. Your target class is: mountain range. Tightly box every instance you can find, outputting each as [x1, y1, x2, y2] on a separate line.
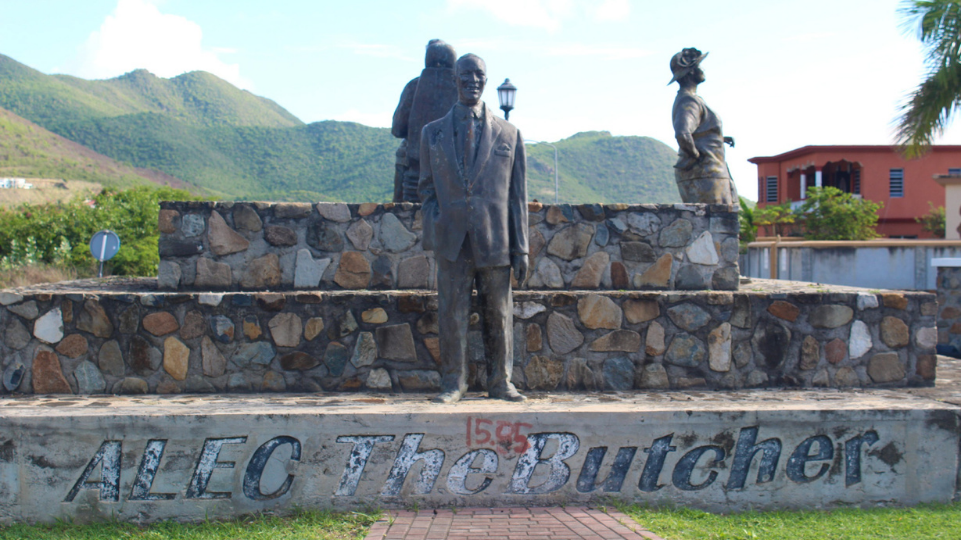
[0, 53, 680, 203]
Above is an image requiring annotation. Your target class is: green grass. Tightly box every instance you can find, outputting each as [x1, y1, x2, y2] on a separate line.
[3, 504, 960, 540]
[0, 510, 378, 540]
[619, 503, 961, 540]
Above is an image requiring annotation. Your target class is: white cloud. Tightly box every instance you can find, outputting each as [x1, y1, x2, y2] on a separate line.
[340, 43, 416, 62]
[448, 0, 629, 29]
[330, 109, 391, 128]
[68, 0, 250, 89]
[782, 31, 838, 43]
[456, 37, 648, 60]
[544, 43, 649, 60]
[447, 0, 575, 31]
[594, 0, 629, 22]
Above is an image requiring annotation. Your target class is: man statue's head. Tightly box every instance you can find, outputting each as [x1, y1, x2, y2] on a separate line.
[455, 54, 487, 107]
[425, 39, 456, 69]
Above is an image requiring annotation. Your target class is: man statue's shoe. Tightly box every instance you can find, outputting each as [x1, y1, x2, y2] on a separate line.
[490, 384, 527, 402]
[433, 389, 465, 404]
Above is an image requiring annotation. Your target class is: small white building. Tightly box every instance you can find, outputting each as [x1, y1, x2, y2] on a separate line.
[0, 178, 33, 189]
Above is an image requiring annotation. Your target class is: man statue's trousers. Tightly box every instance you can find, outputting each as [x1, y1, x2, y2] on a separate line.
[436, 237, 514, 393]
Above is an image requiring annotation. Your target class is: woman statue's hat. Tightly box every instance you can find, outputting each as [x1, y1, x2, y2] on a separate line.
[669, 48, 708, 85]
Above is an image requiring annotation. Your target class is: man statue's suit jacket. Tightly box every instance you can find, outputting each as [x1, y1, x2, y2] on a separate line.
[418, 103, 528, 268]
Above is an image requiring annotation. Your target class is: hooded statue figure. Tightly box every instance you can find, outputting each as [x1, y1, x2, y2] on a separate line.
[391, 39, 459, 202]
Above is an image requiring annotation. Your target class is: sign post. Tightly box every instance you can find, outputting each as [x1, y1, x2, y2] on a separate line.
[89, 230, 121, 278]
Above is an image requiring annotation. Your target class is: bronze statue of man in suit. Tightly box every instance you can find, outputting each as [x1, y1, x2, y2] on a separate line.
[418, 53, 528, 404]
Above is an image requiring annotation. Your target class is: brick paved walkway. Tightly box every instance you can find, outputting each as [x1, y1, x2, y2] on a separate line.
[365, 507, 666, 540]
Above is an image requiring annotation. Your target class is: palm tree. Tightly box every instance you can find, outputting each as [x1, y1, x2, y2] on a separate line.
[896, 0, 961, 157]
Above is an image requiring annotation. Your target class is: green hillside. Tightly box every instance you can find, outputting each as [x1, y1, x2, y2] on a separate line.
[0, 54, 301, 128]
[0, 53, 679, 203]
[0, 105, 186, 190]
[52, 116, 398, 201]
[527, 131, 679, 204]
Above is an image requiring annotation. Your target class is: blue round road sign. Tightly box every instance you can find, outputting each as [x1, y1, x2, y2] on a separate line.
[89, 230, 121, 262]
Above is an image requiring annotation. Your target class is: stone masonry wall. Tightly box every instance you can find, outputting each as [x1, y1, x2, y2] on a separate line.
[0, 278, 935, 396]
[157, 201, 740, 292]
[937, 266, 961, 352]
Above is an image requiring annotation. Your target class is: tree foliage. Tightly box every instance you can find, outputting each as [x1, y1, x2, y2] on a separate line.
[0, 186, 205, 276]
[916, 202, 946, 237]
[896, 0, 961, 157]
[795, 187, 882, 240]
[738, 196, 757, 249]
[753, 201, 796, 237]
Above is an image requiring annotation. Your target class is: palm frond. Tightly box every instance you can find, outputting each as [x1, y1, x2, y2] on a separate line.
[896, 1, 961, 157]
[896, 60, 961, 157]
[900, 1, 961, 66]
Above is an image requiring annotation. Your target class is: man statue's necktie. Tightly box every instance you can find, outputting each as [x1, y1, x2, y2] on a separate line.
[464, 114, 475, 172]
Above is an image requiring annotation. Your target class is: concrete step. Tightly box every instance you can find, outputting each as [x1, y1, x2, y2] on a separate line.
[0, 386, 957, 523]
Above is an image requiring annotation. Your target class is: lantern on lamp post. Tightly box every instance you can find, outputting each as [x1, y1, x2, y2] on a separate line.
[497, 78, 516, 121]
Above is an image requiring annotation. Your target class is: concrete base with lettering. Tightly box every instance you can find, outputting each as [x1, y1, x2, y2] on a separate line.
[0, 389, 957, 523]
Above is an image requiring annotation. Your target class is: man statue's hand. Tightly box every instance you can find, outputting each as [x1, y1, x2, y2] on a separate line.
[512, 254, 529, 285]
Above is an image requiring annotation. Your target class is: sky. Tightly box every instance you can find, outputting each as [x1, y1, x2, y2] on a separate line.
[0, 0, 958, 201]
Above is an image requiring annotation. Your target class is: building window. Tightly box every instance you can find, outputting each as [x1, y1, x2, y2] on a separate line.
[853, 169, 860, 194]
[766, 176, 778, 202]
[889, 169, 904, 198]
[950, 168, 961, 176]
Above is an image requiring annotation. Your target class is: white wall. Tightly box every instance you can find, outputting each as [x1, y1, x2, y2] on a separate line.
[740, 243, 961, 290]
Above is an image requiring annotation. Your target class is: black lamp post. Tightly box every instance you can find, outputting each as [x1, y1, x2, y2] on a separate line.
[497, 78, 516, 121]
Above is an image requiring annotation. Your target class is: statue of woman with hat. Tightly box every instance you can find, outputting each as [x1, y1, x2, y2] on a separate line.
[670, 48, 737, 205]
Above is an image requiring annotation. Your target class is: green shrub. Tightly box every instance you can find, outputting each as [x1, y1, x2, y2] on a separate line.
[796, 187, 882, 241]
[916, 202, 945, 238]
[0, 185, 205, 277]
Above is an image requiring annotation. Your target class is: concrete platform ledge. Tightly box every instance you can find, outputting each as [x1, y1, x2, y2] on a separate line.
[0, 390, 957, 522]
[0, 278, 936, 396]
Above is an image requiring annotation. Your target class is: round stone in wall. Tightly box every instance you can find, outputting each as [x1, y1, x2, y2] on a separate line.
[577, 295, 622, 330]
[659, 219, 692, 247]
[366, 368, 392, 390]
[4, 319, 31, 350]
[379, 213, 417, 253]
[181, 214, 205, 237]
[3, 359, 25, 392]
[268, 313, 303, 348]
[524, 355, 563, 391]
[34, 308, 64, 344]
[602, 357, 634, 391]
[546, 313, 584, 355]
[74, 360, 105, 394]
[665, 333, 705, 368]
[55, 334, 88, 359]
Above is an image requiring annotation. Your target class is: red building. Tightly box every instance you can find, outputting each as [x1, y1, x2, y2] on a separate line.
[749, 145, 961, 238]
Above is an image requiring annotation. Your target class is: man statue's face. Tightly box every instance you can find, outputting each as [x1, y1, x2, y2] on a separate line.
[456, 56, 487, 106]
